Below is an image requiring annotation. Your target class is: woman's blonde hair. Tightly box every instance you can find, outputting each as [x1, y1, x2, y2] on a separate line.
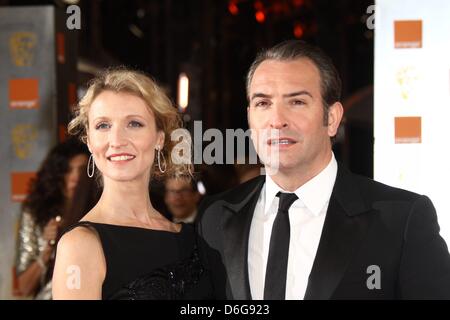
[68, 67, 191, 179]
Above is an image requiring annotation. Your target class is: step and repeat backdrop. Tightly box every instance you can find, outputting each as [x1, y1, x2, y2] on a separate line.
[0, 6, 76, 299]
[374, 0, 450, 243]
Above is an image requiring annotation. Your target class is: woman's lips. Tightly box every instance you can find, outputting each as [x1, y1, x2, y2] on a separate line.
[107, 154, 136, 162]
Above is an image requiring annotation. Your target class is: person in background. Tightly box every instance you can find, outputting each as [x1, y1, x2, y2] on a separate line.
[61, 164, 103, 231]
[164, 176, 201, 224]
[15, 138, 89, 299]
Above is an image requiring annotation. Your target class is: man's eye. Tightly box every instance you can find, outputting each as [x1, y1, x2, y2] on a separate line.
[129, 121, 143, 128]
[292, 100, 305, 105]
[255, 101, 269, 108]
[95, 123, 110, 130]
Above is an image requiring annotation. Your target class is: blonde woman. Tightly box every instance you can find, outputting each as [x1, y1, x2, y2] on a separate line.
[52, 68, 225, 300]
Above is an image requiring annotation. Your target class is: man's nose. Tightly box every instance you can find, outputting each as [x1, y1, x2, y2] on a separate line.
[269, 105, 288, 129]
[172, 190, 184, 197]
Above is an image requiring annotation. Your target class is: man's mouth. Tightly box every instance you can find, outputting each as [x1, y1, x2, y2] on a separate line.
[267, 138, 297, 146]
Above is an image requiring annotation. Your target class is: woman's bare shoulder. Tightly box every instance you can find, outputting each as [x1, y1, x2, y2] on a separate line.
[58, 224, 100, 251]
[53, 222, 105, 299]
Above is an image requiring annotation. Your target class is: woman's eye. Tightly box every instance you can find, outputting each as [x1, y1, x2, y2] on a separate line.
[129, 121, 143, 128]
[95, 123, 110, 130]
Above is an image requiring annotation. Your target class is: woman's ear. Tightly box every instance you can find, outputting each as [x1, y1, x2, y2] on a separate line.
[157, 131, 165, 149]
[86, 136, 92, 154]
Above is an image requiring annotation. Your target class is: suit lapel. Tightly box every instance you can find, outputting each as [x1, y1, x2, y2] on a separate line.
[304, 164, 373, 300]
[222, 177, 264, 300]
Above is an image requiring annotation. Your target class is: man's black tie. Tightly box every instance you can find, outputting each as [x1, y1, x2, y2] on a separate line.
[263, 192, 298, 300]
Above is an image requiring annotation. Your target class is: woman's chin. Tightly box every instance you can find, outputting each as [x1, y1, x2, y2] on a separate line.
[104, 172, 145, 183]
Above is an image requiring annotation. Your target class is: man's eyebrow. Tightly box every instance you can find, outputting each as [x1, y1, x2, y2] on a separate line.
[250, 93, 273, 101]
[282, 91, 313, 98]
[250, 91, 313, 101]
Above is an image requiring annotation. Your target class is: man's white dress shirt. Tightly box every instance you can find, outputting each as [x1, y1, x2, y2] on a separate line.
[248, 154, 338, 299]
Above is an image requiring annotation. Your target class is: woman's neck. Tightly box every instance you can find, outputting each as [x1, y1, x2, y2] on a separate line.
[94, 178, 157, 225]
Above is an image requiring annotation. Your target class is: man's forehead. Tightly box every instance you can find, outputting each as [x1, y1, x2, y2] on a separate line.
[250, 61, 320, 94]
[251, 59, 319, 85]
[256, 58, 317, 73]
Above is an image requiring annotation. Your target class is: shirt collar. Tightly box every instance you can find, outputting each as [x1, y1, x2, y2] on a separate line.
[263, 153, 338, 217]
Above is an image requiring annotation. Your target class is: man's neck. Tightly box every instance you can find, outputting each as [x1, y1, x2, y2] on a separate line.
[268, 152, 333, 192]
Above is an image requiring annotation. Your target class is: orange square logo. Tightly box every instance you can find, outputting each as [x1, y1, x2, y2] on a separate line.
[9, 78, 39, 109]
[11, 172, 36, 202]
[395, 117, 421, 143]
[394, 20, 422, 49]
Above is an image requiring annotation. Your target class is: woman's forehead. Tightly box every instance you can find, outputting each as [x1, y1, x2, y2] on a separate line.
[89, 90, 154, 119]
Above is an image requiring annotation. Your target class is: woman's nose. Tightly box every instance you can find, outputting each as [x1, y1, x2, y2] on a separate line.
[109, 126, 128, 148]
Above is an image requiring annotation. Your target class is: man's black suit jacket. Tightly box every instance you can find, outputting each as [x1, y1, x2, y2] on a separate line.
[197, 164, 450, 299]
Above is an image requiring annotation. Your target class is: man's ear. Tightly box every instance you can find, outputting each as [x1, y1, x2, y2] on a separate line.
[327, 102, 344, 137]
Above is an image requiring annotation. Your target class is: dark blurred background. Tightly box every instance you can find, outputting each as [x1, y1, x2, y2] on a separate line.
[1, 0, 375, 180]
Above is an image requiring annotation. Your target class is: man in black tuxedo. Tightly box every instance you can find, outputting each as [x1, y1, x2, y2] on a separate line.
[197, 40, 450, 299]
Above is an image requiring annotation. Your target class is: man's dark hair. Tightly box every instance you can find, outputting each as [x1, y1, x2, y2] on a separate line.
[246, 40, 342, 125]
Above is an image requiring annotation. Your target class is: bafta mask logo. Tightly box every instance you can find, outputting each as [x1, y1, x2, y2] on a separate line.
[396, 66, 419, 101]
[12, 124, 38, 159]
[9, 32, 37, 67]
